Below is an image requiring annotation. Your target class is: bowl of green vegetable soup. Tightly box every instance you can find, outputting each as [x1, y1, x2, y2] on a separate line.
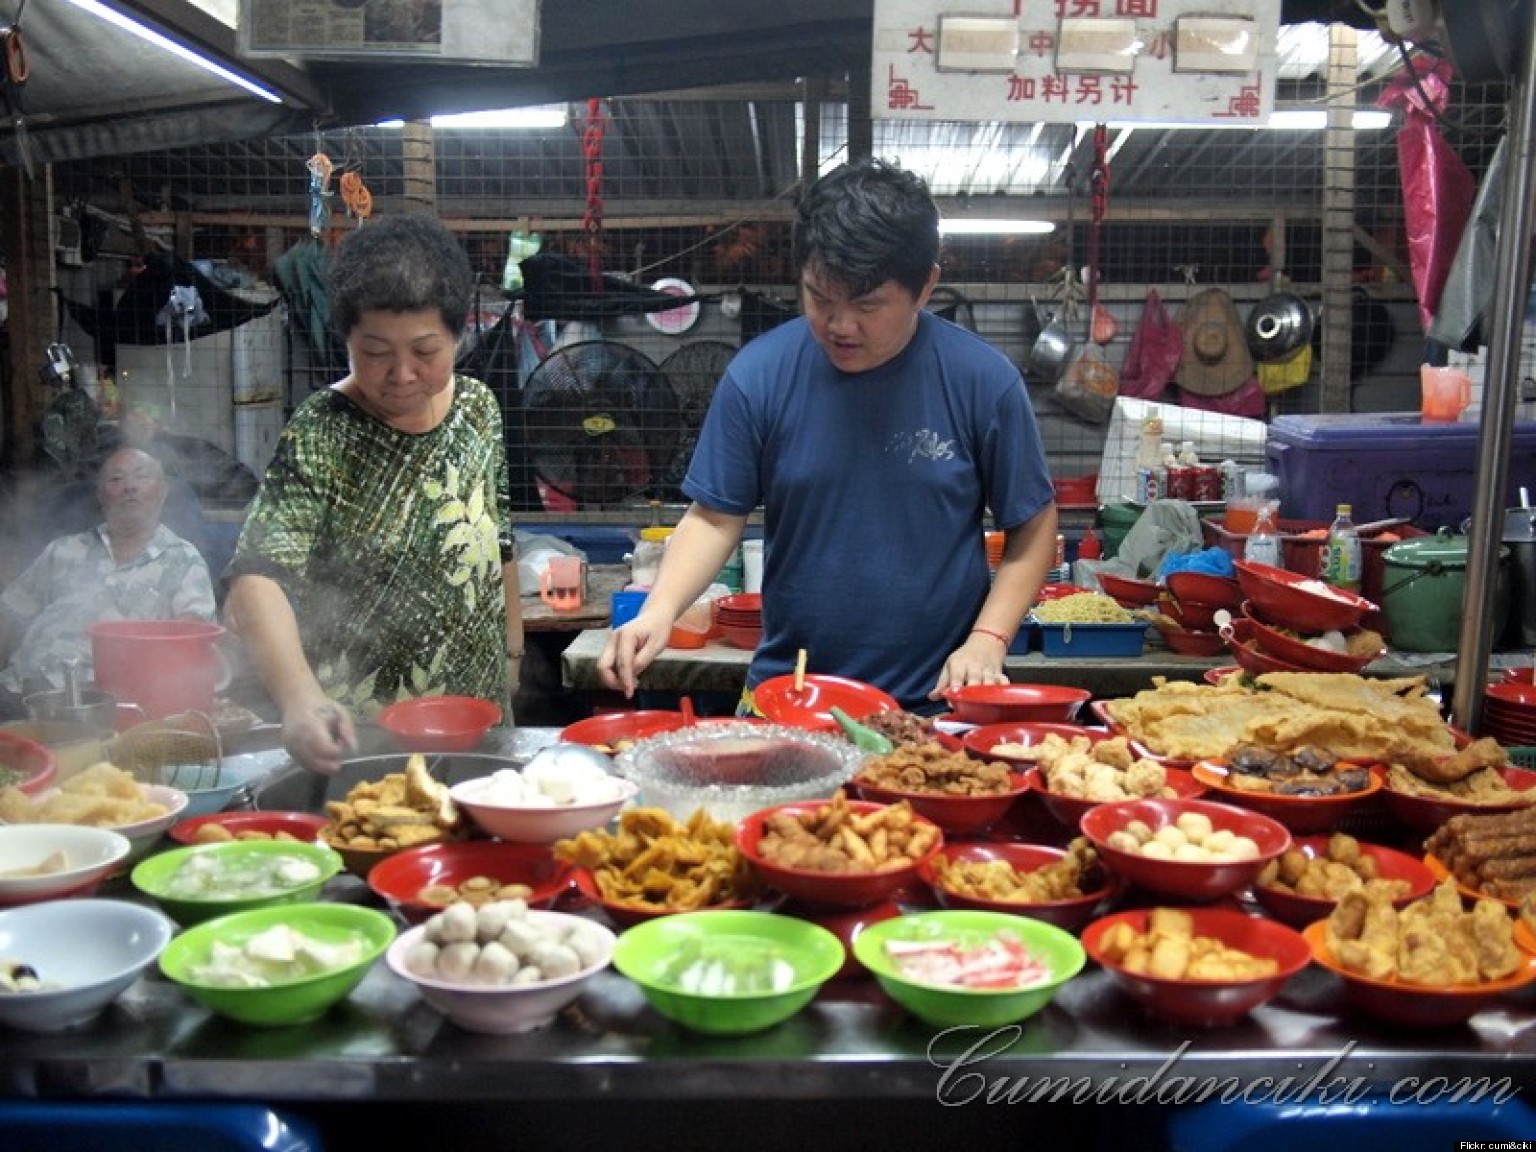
[612, 909, 844, 1035]
[130, 839, 344, 926]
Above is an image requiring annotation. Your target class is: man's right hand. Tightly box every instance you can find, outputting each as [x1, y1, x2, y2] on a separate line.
[283, 700, 356, 775]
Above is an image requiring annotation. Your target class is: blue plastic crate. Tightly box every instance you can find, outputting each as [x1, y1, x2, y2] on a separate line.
[1033, 618, 1146, 658]
[0, 1102, 325, 1152]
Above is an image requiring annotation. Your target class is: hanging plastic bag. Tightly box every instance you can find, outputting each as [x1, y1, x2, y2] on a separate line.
[1117, 289, 1182, 401]
[1378, 57, 1475, 335]
[1176, 374, 1266, 419]
[1055, 345, 1119, 423]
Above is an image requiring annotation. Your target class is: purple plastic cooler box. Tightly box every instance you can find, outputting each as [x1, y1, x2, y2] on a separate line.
[1265, 412, 1536, 530]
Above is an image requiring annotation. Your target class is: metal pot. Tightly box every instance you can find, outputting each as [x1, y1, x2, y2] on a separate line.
[1244, 293, 1315, 363]
[1502, 505, 1536, 648]
[1379, 529, 1509, 652]
[23, 685, 121, 733]
[1027, 314, 1076, 385]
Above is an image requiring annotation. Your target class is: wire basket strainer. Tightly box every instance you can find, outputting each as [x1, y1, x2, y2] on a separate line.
[108, 711, 223, 790]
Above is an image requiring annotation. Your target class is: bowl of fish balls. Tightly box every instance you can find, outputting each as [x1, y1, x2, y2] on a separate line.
[1079, 798, 1291, 901]
[385, 898, 615, 1034]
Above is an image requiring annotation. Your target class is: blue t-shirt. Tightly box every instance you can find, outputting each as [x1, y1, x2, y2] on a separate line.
[683, 311, 1053, 710]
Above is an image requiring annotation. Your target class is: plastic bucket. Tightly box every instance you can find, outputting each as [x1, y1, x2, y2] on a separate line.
[1378, 532, 1508, 653]
[1099, 503, 1142, 559]
[87, 621, 228, 719]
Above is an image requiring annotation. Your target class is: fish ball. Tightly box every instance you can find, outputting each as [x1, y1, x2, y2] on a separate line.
[437, 901, 478, 944]
[1124, 820, 1153, 842]
[1205, 829, 1236, 854]
[528, 940, 581, 980]
[1140, 840, 1174, 860]
[1227, 836, 1260, 861]
[499, 919, 543, 959]
[1106, 830, 1142, 854]
[1172, 843, 1211, 862]
[473, 941, 519, 985]
[437, 941, 481, 982]
[1153, 825, 1189, 850]
[1175, 811, 1214, 841]
[476, 900, 519, 943]
[564, 923, 607, 970]
[404, 940, 440, 979]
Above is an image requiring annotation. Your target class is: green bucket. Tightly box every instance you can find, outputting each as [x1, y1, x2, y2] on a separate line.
[1099, 503, 1142, 559]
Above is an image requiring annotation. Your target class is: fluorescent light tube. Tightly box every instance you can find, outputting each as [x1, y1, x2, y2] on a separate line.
[940, 219, 1056, 235]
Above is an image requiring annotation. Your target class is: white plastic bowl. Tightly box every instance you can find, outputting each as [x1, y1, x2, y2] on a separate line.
[0, 824, 132, 905]
[448, 776, 637, 844]
[385, 910, 615, 1033]
[0, 898, 174, 1031]
[4, 783, 188, 870]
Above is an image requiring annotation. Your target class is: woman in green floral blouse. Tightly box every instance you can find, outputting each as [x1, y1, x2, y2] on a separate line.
[226, 215, 522, 774]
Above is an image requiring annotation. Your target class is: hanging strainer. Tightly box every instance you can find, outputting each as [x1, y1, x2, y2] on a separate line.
[108, 711, 223, 791]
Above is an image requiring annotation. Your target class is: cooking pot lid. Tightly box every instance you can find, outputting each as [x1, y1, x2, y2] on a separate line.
[1503, 507, 1536, 541]
[1244, 293, 1315, 363]
[1385, 530, 1508, 568]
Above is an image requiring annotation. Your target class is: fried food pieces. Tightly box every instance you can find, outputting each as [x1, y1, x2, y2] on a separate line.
[1325, 880, 1523, 986]
[755, 789, 939, 873]
[554, 806, 758, 911]
[1102, 673, 1456, 763]
[1257, 833, 1410, 901]
[1425, 806, 1536, 902]
[856, 743, 1013, 796]
[0, 762, 166, 827]
[322, 755, 461, 853]
[1389, 737, 1534, 808]
[930, 838, 1103, 904]
[1007, 733, 1171, 802]
[1095, 907, 1279, 981]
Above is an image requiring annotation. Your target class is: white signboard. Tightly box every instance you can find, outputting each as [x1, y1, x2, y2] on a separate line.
[239, 0, 538, 64]
[872, 0, 1281, 125]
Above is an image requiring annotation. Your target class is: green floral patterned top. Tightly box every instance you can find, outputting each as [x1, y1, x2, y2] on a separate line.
[229, 375, 512, 715]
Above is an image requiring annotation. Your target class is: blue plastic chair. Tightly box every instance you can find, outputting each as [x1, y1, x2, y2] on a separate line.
[1167, 1092, 1536, 1151]
[0, 1101, 324, 1152]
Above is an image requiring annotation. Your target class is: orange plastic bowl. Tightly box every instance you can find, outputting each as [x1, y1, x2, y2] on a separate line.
[736, 799, 943, 908]
[1027, 765, 1207, 830]
[918, 841, 1120, 930]
[368, 840, 573, 924]
[1083, 908, 1311, 1027]
[1234, 559, 1376, 634]
[940, 684, 1091, 726]
[1189, 759, 1385, 835]
[1251, 835, 1436, 927]
[376, 695, 501, 753]
[850, 770, 1030, 835]
[560, 710, 687, 751]
[1079, 797, 1291, 901]
[0, 731, 58, 797]
[1304, 920, 1536, 1028]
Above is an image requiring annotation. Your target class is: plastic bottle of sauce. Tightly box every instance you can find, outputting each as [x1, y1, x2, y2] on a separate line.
[630, 526, 673, 587]
[1322, 504, 1362, 592]
[1244, 505, 1281, 567]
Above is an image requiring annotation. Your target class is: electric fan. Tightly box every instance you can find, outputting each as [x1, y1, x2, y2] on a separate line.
[521, 340, 680, 508]
[657, 340, 738, 497]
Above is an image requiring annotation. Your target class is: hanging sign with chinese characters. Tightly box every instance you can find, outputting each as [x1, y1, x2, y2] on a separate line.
[871, 0, 1282, 125]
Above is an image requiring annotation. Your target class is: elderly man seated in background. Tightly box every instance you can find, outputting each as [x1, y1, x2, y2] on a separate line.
[0, 447, 216, 718]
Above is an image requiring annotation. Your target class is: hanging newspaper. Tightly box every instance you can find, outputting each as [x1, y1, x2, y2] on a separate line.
[872, 0, 1281, 125]
[238, 0, 538, 64]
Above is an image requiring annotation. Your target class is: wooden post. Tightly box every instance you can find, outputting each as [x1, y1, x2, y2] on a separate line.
[400, 120, 438, 216]
[1319, 23, 1358, 413]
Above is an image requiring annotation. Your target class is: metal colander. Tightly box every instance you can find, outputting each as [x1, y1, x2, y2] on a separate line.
[108, 711, 223, 790]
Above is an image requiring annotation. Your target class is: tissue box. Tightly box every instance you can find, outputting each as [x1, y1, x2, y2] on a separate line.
[1032, 618, 1147, 658]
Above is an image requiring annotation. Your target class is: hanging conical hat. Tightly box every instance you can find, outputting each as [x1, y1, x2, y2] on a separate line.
[1177, 288, 1254, 397]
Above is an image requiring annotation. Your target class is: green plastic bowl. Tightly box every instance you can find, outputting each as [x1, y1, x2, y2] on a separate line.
[131, 839, 344, 926]
[851, 910, 1086, 1029]
[158, 903, 395, 1026]
[612, 909, 843, 1035]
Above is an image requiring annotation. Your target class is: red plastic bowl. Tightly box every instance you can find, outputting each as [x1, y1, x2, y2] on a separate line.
[1156, 624, 1228, 658]
[367, 839, 573, 924]
[716, 623, 764, 650]
[0, 731, 58, 797]
[959, 722, 1111, 769]
[735, 799, 943, 907]
[1234, 559, 1376, 633]
[169, 810, 328, 846]
[1097, 573, 1160, 608]
[1304, 920, 1536, 1028]
[1165, 571, 1244, 612]
[751, 674, 899, 732]
[919, 842, 1120, 930]
[561, 710, 687, 751]
[1223, 618, 1312, 677]
[1083, 908, 1311, 1027]
[712, 592, 762, 617]
[1239, 603, 1383, 674]
[1189, 759, 1385, 835]
[1156, 594, 1225, 634]
[1381, 764, 1536, 832]
[941, 683, 1092, 726]
[1080, 797, 1291, 901]
[1251, 835, 1436, 927]
[376, 695, 502, 753]
[1027, 765, 1207, 829]
[570, 866, 757, 929]
[850, 770, 1030, 835]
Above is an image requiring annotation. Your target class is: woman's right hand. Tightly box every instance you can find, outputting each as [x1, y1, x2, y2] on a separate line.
[597, 610, 672, 697]
[283, 699, 357, 775]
